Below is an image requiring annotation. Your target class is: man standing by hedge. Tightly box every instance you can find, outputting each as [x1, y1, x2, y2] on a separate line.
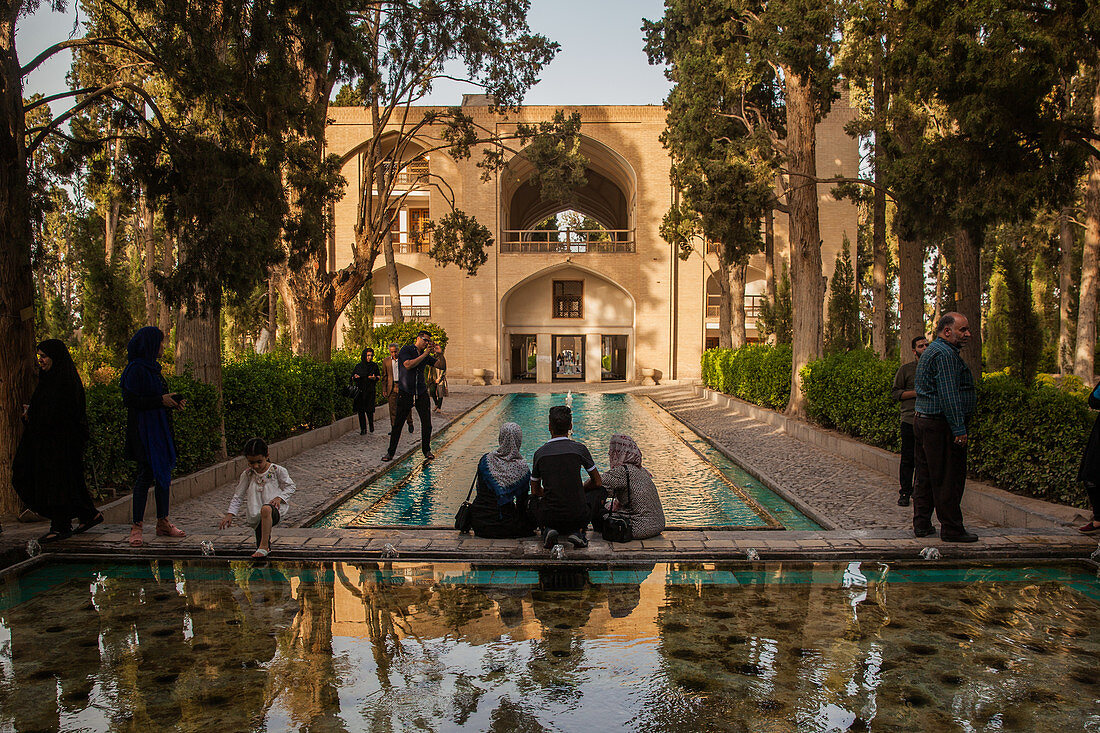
[892, 335, 929, 507]
[383, 331, 441, 462]
[913, 312, 978, 542]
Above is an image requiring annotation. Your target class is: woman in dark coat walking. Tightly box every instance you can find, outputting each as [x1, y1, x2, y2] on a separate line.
[121, 326, 186, 546]
[12, 339, 102, 541]
[351, 348, 381, 433]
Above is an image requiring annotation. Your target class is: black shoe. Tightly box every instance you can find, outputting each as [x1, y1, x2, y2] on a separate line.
[543, 529, 559, 549]
[408, 422, 414, 433]
[897, 494, 911, 507]
[74, 513, 104, 534]
[566, 532, 588, 548]
[360, 429, 368, 435]
[914, 526, 936, 538]
[369, 425, 375, 433]
[41, 529, 72, 543]
[381, 453, 394, 462]
[423, 451, 435, 461]
[941, 532, 979, 543]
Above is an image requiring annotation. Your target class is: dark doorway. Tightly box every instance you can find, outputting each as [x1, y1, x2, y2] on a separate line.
[510, 335, 537, 381]
[601, 335, 627, 381]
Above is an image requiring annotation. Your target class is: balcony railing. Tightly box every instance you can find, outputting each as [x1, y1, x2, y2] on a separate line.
[706, 294, 767, 320]
[390, 230, 432, 253]
[373, 295, 430, 323]
[501, 229, 635, 254]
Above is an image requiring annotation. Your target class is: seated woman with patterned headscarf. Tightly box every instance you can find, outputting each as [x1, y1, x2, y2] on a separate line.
[469, 422, 536, 538]
[594, 434, 666, 541]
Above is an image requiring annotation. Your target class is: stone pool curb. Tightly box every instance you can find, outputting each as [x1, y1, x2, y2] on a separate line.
[39, 526, 1100, 565]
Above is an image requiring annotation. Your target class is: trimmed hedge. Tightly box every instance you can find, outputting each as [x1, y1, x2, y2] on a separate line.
[701, 344, 791, 409]
[801, 350, 902, 451]
[703, 345, 1094, 508]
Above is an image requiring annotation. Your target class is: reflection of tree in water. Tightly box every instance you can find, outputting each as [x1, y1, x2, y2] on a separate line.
[265, 561, 348, 731]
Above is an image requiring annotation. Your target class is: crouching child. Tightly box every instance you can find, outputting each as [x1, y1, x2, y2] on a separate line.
[219, 438, 296, 559]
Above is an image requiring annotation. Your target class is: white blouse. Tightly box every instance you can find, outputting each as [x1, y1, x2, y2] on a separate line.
[226, 464, 296, 527]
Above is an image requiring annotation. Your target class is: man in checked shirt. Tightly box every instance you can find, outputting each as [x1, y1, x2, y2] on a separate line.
[912, 312, 979, 542]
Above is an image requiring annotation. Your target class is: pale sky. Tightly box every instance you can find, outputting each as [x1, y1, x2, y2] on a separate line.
[18, 0, 673, 113]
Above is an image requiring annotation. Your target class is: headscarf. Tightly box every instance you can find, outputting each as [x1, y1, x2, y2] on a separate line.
[478, 422, 530, 505]
[28, 340, 86, 429]
[360, 348, 373, 364]
[120, 327, 176, 487]
[609, 434, 649, 476]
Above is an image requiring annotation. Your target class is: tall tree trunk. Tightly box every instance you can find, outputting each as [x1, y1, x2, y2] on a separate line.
[716, 261, 732, 349]
[764, 207, 776, 303]
[871, 63, 888, 357]
[0, 13, 38, 512]
[1059, 206, 1076, 374]
[783, 69, 825, 417]
[383, 229, 403, 323]
[175, 296, 227, 459]
[158, 233, 173, 336]
[730, 262, 747, 349]
[1077, 155, 1100, 383]
[104, 135, 123, 263]
[897, 229, 925, 364]
[953, 226, 983, 379]
[138, 185, 157, 325]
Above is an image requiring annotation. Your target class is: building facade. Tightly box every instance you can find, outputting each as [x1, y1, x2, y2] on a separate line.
[327, 96, 859, 383]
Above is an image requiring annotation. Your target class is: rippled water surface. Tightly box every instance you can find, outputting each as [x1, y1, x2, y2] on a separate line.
[1, 560, 1099, 731]
[315, 393, 817, 529]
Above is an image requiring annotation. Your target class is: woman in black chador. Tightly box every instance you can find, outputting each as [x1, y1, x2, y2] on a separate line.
[352, 347, 381, 433]
[12, 339, 102, 541]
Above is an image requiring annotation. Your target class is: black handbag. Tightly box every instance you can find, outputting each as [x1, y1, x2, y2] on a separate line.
[454, 473, 477, 533]
[342, 381, 360, 400]
[602, 466, 634, 543]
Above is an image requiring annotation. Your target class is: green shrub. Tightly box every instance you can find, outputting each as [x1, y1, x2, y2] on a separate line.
[801, 350, 901, 450]
[700, 344, 791, 409]
[166, 374, 222, 475]
[970, 374, 1092, 506]
[371, 321, 448, 350]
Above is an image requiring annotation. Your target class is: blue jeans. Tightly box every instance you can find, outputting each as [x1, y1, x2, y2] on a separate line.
[132, 458, 170, 524]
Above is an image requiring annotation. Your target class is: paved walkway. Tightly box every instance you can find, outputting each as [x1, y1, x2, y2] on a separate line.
[3, 384, 1093, 565]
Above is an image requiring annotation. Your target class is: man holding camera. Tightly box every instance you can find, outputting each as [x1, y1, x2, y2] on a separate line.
[383, 330, 441, 462]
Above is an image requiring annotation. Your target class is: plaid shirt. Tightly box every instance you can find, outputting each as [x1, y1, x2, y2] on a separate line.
[914, 337, 976, 437]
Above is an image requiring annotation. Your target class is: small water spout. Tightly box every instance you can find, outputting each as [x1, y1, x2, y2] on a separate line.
[919, 547, 941, 560]
[25, 539, 40, 558]
[550, 544, 566, 560]
[1090, 542, 1100, 562]
[745, 548, 760, 561]
[381, 543, 399, 559]
[565, 391, 573, 407]
[200, 541, 215, 556]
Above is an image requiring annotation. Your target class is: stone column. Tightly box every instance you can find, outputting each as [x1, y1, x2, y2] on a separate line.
[586, 335, 603, 383]
[536, 333, 553, 383]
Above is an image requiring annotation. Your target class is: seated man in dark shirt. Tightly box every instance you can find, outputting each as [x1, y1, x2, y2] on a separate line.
[531, 405, 601, 549]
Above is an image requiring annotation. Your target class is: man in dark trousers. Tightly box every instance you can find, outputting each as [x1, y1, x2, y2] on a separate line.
[531, 405, 601, 549]
[913, 312, 978, 542]
[891, 334, 928, 507]
[382, 331, 441, 461]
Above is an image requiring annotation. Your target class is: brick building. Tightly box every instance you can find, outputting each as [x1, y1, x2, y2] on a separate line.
[327, 95, 858, 384]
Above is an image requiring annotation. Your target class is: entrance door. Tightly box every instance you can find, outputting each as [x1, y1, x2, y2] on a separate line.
[552, 335, 585, 381]
[510, 334, 537, 381]
[601, 335, 627, 380]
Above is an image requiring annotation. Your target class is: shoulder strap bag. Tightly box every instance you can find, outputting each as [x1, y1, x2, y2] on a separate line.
[454, 464, 480, 534]
[603, 466, 634, 543]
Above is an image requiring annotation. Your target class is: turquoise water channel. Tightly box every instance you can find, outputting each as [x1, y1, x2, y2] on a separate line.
[314, 393, 818, 529]
[1, 559, 1098, 731]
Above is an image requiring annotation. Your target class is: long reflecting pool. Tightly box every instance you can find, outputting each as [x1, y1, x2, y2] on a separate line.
[0, 560, 1098, 731]
[314, 393, 818, 529]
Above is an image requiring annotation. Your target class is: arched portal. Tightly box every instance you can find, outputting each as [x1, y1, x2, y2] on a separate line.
[501, 264, 635, 383]
[370, 263, 431, 323]
[499, 135, 637, 253]
[703, 266, 767, 348]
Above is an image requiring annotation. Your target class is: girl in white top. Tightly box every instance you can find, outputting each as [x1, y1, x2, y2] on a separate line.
[219, 438, 296, 558]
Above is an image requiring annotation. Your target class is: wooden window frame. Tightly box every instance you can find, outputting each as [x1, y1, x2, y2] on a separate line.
[552, 280, 584, 319]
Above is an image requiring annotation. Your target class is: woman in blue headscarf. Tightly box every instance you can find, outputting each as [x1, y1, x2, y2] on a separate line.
[120, 327, 186, 546]
[12, 339, 102, 540]
[469, 422, 535, 538]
